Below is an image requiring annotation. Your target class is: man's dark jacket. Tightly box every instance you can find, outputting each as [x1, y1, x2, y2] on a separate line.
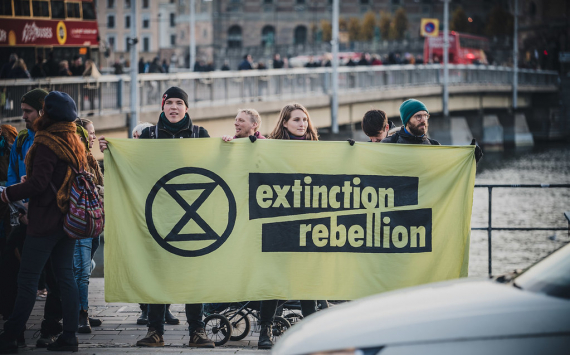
[139, 115, 209, 139]
[381, 126, 440, 145]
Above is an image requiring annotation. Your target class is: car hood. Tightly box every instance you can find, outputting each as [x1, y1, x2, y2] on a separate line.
[273, 278, 570, 355]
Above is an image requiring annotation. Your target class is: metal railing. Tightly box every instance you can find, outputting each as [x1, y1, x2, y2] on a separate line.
[0, 64, 558, 122]
[472, 184, 570, 277]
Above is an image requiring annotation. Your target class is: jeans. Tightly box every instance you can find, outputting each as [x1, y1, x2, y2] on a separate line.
[259, 300, 317, 324]
[73, 238, 92, 311]
[148, 304, 204, 335]
[3, 229, 78, 338]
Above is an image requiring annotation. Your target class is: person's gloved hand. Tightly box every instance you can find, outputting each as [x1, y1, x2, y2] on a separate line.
[249, 135, 257, 143]
[471, 138, 483, 163]
[347, 139, 355, 146]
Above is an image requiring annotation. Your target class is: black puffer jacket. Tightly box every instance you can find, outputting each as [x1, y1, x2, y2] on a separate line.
[381, 126, 440, 145]
[139, 114, 209, 139]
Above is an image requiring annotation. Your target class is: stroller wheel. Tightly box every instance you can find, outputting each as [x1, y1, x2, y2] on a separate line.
[204, 314, 231, 346]
[224, 310, 251, 341]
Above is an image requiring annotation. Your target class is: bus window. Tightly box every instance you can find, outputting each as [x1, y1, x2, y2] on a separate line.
[32, 0, 49, 17]
[82, 1, 96, 20]
[51, 0, 65, 18]
[66, 2, 80, 18]
[14, 0, 31, 16]
[0, 0, 13, 16]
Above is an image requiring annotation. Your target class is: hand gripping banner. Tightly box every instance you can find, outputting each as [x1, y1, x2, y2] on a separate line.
[104, 138, 476, 303]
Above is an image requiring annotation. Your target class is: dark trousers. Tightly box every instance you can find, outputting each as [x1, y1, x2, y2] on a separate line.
[43, 256, 63, 327]
[148, 304, 203, 335]
[2, 230, 78, 338]
[259, 300, 317, 324]
[0, 224, 27, 318]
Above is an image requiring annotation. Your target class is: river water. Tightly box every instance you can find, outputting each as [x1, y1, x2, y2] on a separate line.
[92, 141, 570, 278]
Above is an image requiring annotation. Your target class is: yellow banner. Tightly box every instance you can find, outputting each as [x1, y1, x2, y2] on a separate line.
[104, 139, 475, 303]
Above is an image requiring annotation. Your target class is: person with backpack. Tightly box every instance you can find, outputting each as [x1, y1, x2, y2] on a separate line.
[0, 91, 86, 353]
[98, 87, 214, 348]
[73, 118, 104, 334]
[2, 89, 67, 349]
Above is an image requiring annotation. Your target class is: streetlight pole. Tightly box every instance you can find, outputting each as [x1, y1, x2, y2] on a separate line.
[190, 0, 196, 70]
[513, 0, 518, 109]
[129, 0, 139, 138]
[443, 0, 449, 118]
[331, 0, 339, 134]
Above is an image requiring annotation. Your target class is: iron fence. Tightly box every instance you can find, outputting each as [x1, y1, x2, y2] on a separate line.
[472, 184, 570, 277]
[0, 65, 558, 122]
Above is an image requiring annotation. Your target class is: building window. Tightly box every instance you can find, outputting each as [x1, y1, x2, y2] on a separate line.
[142, 14, 150, 29]
[261, 25, 275, 47]
[296, 0, 305, 4]
[126, 37, 131, 52]
[264, 0, 272, 3]
[203, 28, 207, 38]
[294, 25, 307, 45]
[108, 36, 116, 51]
[170, 13, 175, 27]
[170, 34, 176, 46]
[125, 15, 130, 28]
[227, 25, 242, 48]
[142, 0, 149, 8]
[360, 0, 369, 3]
[107, 15, 115, 29]
[107, 0, 114, 8]
[125, 0, 130, 7]
[143, 37, 150, 52]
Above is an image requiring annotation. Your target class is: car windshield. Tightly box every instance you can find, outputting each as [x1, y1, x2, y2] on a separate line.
[514, 244, 570, 300]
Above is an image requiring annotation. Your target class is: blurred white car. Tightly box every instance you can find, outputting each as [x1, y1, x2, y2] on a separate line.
[273, 244, 570, 355]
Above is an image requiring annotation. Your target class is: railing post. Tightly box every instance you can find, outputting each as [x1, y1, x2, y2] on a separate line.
[488, 187, 493, 277]
[117, 78, 123, 112]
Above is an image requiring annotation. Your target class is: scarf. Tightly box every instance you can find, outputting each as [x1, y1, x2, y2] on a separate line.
[25, 122, 83, 213]
[159, 112, 190, 133]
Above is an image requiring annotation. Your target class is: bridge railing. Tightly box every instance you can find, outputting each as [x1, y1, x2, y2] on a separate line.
[0, 65, 558, 122]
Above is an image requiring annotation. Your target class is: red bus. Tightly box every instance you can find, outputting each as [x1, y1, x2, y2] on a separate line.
[0, 0, 99, 71]
[424, 31, 489, 65]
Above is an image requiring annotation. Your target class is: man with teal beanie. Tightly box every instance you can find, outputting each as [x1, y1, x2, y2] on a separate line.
[381, 98, 440, 145]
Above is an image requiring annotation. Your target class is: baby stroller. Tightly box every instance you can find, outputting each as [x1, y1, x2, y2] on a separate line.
[203, 301, 293, 346]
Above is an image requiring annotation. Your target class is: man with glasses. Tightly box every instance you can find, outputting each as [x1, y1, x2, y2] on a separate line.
[381, 99, 440, 145]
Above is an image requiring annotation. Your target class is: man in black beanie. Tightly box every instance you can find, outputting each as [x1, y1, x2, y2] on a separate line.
[97, 87, 213, 348]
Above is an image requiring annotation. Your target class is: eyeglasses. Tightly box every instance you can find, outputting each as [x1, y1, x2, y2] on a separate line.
[412, 113, 430, 121]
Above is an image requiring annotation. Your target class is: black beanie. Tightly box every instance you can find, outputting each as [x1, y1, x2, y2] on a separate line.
[21, 88, 49, 113]
[44, 91, 77, 122]
[161, 87, 189, 110]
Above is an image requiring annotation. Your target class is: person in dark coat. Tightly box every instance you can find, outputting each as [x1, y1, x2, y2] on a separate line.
[0, 54, 17, 79]
[381, 99, 439, 145]
[272, 54, 284, 69]
[8, 59, 31, 79]
[31, 56, 47, 78]
[70, 56, 84, 76]
[148, 57, 164, 73]
[238, 54, 253, 70]
[44, 52, 59, 77]
[0, 91, 85, 353]
[97, 88, 214, 349]
[138, 58, 146, 74]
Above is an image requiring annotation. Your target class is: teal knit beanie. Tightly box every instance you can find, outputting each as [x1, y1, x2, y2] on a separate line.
[400, 99, 428, 127]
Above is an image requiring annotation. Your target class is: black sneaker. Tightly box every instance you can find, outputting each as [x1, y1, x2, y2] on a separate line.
[88, 317, 102, 327]
[0, 332, 17, 354]
[36, 332, 58, 348]
[46, 335, 78, 352]
[188, 328, 214, 348]
[135, 328, 164, 347]
[164, 308, 179, 325]
[16, 333, 25, 349]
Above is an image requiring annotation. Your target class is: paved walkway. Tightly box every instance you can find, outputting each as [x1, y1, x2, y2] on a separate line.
[1, 278, 268, 354]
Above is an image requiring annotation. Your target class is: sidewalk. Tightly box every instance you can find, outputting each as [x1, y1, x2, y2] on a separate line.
[2, 278, 267, 354]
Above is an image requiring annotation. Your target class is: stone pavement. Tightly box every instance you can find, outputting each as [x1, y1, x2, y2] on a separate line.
[2, 278, 269, 354]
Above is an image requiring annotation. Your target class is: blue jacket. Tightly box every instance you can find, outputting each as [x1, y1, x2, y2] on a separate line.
[7, 129, 35, 187]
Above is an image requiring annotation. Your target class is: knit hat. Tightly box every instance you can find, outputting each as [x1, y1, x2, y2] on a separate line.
[44, 91, 77, 122]
[21, 88, 49, 113]
[399, 99, 429, 127]
[161, 87, 188, 110]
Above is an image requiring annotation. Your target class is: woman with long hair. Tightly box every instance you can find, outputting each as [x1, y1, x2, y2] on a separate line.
[82, 60, 101, 79]
[267, 103, 318, 141]
[258, 103, 319, 350]
[0, 91, 86, 353]
[73, 118, 104, 333]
